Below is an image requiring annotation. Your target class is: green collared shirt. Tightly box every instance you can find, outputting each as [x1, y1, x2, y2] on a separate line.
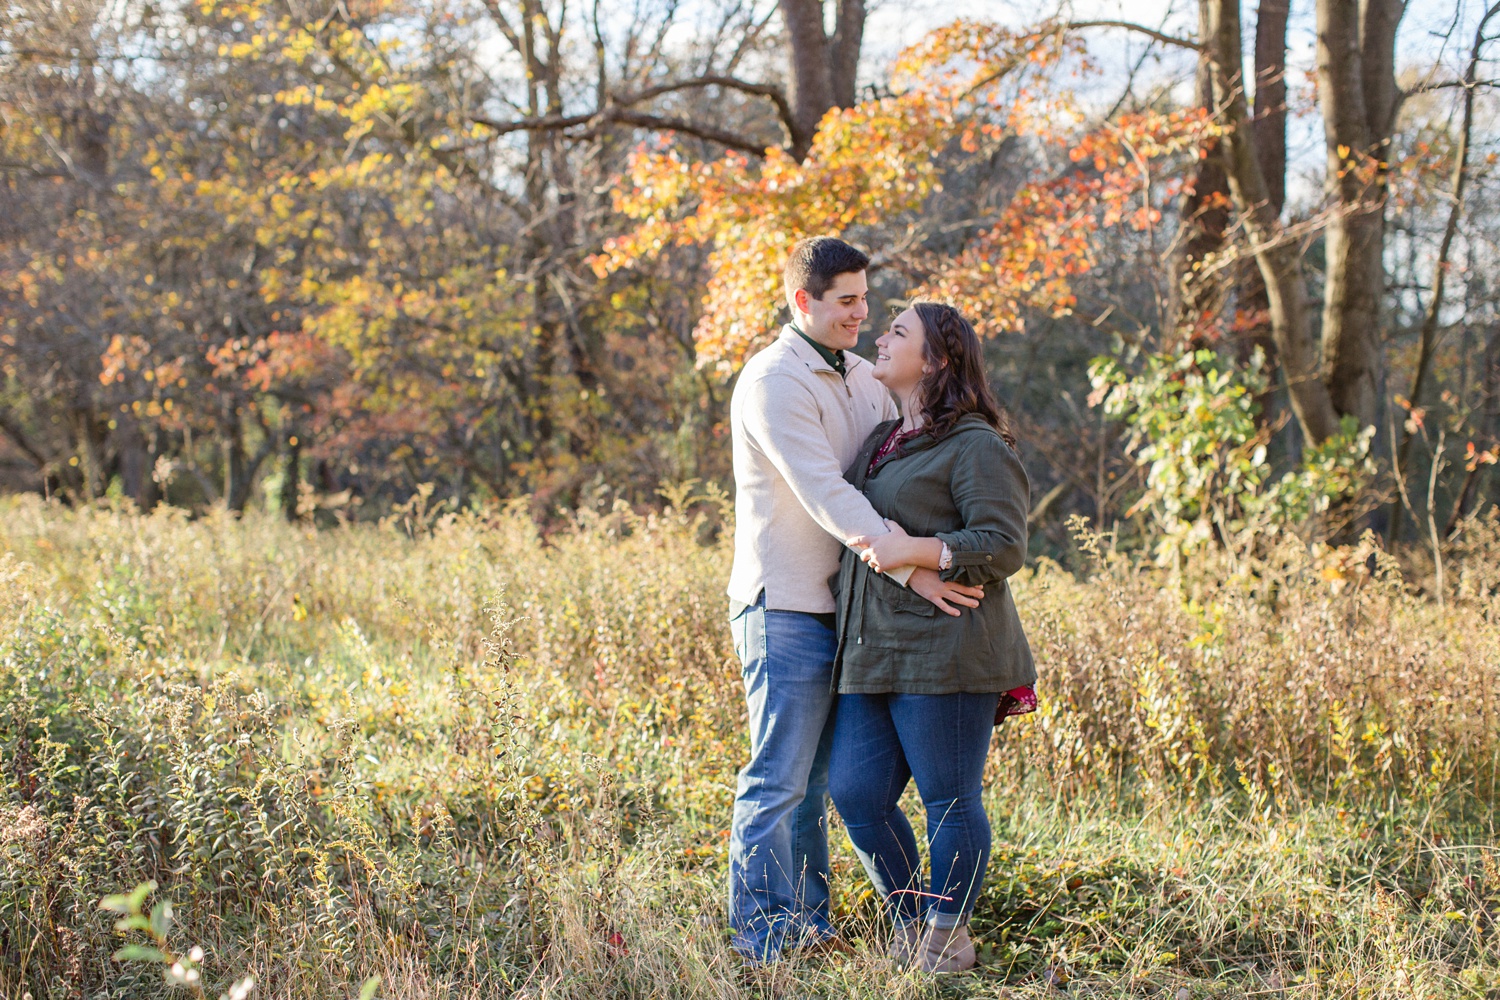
[792, 324, 847, 379]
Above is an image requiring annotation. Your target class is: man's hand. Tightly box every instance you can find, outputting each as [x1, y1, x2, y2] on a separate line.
[909, 567, 983, 617]
[848, 520, 913, 574]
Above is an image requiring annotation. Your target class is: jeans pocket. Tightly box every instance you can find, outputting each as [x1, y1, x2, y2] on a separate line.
[731, 611, 747, 666]
[731, 597, 766, 673]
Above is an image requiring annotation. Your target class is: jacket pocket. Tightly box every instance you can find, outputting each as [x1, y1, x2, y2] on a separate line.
[858, 571, 936, 651]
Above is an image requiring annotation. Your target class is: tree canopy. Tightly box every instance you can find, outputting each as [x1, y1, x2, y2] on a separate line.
[2, 0, 1497, 546]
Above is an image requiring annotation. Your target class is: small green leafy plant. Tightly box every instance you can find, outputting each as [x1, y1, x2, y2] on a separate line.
[1089, 348, 1377, 564]
[100, 881, 254, 1000]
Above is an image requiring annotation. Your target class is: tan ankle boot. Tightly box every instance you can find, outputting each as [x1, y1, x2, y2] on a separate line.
[920, 922, 976, 973]
[887, 920, 923, 966]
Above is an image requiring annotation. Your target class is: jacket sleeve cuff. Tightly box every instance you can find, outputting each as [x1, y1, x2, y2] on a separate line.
[934, 532, 999, 566]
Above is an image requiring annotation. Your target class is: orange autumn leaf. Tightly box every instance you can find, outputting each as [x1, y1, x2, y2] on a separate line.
[595, 19, 1217, 373]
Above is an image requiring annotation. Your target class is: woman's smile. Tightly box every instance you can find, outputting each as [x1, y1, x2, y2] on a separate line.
[873, 307, 928, 392]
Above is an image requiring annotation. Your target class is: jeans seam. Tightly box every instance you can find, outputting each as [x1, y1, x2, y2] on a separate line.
[872, 698, 919, 921]
[729, 598, 838, 958]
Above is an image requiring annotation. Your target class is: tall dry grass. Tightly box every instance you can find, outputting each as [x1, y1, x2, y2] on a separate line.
[1, 492, 1497, 998]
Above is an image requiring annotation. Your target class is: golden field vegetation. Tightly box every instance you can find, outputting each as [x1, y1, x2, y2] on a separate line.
[1, 491, 1499, 999]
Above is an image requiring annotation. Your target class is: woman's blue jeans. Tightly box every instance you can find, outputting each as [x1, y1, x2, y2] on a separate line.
[727, 595, 839, 962]
[829, 691, 999, 929]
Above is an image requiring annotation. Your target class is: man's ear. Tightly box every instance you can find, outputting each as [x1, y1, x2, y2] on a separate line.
[790, 286, 810, 316]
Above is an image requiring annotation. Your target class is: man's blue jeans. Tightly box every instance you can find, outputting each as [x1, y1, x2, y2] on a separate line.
[828, 691, 999, 930]
[727, 594, 839, 961]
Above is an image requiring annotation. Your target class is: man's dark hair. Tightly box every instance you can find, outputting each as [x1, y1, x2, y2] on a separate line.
[783, 236, 869, 301]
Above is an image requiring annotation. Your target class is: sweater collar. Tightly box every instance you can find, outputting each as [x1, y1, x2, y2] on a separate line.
[781, 324, 864, 376]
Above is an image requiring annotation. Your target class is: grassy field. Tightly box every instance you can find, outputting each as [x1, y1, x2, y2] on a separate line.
[1, 492, 1498, 999]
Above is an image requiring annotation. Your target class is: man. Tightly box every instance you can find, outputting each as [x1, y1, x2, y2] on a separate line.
[726, 236, 984, 963]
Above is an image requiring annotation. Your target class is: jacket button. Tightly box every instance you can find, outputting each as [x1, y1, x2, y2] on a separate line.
[985, 555, 993, 562]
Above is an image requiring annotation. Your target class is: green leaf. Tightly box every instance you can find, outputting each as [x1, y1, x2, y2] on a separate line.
[357, 976, 381, 1000]
[149, 900, 174, 939]
[99, 880, 155, 914]
[129, 881, 156, 912]
[113, 944, 169, 964]
[115, 915, 152, 933]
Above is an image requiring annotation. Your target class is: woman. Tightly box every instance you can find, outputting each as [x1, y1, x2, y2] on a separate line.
[828, 301, 1035, 973]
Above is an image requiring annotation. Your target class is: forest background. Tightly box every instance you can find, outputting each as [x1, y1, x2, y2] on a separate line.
[4, 0, 1497, 547]
[5, 1, 1500, 999]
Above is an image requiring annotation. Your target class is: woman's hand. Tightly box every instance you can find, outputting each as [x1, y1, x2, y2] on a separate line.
[848, 520, 915, 574]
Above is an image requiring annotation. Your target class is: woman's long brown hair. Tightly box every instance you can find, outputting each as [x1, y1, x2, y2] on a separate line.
[909, 301, 1016, 447]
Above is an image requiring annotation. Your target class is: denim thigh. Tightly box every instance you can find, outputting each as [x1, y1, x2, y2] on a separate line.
[727, 596, 839, 958]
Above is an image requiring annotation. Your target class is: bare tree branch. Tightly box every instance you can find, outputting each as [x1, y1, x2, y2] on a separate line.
[0, 410, 50, 469]
[471, 110, 597, 136]
[1396, 1, 1500, 485]
[617, 75, 793, 137]
[603, 110, 771, 154]
[0, 160, 67, 178]
[1403, 77, 1500, 97]
[1066, 19, 1201, 51]
[471, 106, 771, 156]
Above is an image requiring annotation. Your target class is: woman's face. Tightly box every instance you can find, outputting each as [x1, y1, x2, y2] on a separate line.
[873, 307, 928, 393]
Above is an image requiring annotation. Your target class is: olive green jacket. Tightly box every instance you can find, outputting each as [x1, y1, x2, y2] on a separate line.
[831, 414, 1036, 695]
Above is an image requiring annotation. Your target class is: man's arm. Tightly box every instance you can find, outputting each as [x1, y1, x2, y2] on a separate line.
[847, 520, 942, 573]
[845, 514, 988, 613]
[740, 372, 904, 567]
[740, 373, 885, 541]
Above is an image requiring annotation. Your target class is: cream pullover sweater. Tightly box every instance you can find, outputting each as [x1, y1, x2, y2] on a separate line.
[728, 326, 900, 613]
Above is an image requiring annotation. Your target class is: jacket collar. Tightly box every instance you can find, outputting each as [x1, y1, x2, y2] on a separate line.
[867, 413, 994, 477]
[778, 325, 868, 376]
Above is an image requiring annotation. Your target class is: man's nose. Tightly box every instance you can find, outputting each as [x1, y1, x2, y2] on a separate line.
[853, 301, 869, 319]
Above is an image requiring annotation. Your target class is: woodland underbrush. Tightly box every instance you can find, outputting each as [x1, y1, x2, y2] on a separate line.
[1, 493, 1497, 998]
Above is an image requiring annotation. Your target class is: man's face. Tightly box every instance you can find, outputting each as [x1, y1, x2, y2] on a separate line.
[792, 270, 869, 351]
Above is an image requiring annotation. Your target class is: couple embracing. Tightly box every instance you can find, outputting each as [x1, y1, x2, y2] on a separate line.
[727, 236, 1036, 972]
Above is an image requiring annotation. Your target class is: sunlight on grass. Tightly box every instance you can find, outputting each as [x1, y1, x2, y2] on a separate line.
[2, 494, 1498, 998]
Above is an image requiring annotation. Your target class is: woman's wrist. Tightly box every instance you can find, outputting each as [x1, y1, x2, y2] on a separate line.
[903, 537, 946, 571]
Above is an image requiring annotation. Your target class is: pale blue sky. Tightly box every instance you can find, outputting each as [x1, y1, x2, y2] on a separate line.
[863, 0, 1483, 213]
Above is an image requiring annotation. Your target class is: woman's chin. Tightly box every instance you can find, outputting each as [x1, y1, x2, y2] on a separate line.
[875, 374, 917, 395]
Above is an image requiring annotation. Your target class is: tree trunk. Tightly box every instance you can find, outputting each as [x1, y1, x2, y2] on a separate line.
[1314, 0, 1405, 430]
[777, 0, 865, 160]
[829, 0, 866, 108]
[223, 409, 248, 512]
[69, 407, 108, 499]
[1394, 0, 1497, 538]
[1252, 0, 1289, 213]
[281, 433, 302, 522]
[0, 409, 50, 472]
[1236, 0, 1296, 367]
[1485, 324, 1500, 509]
[1204, 0, 1342, 445]
[1237, 0, 1289, 412]
[1166, 3, 1232, 350]
[115, 417, 159, 511]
